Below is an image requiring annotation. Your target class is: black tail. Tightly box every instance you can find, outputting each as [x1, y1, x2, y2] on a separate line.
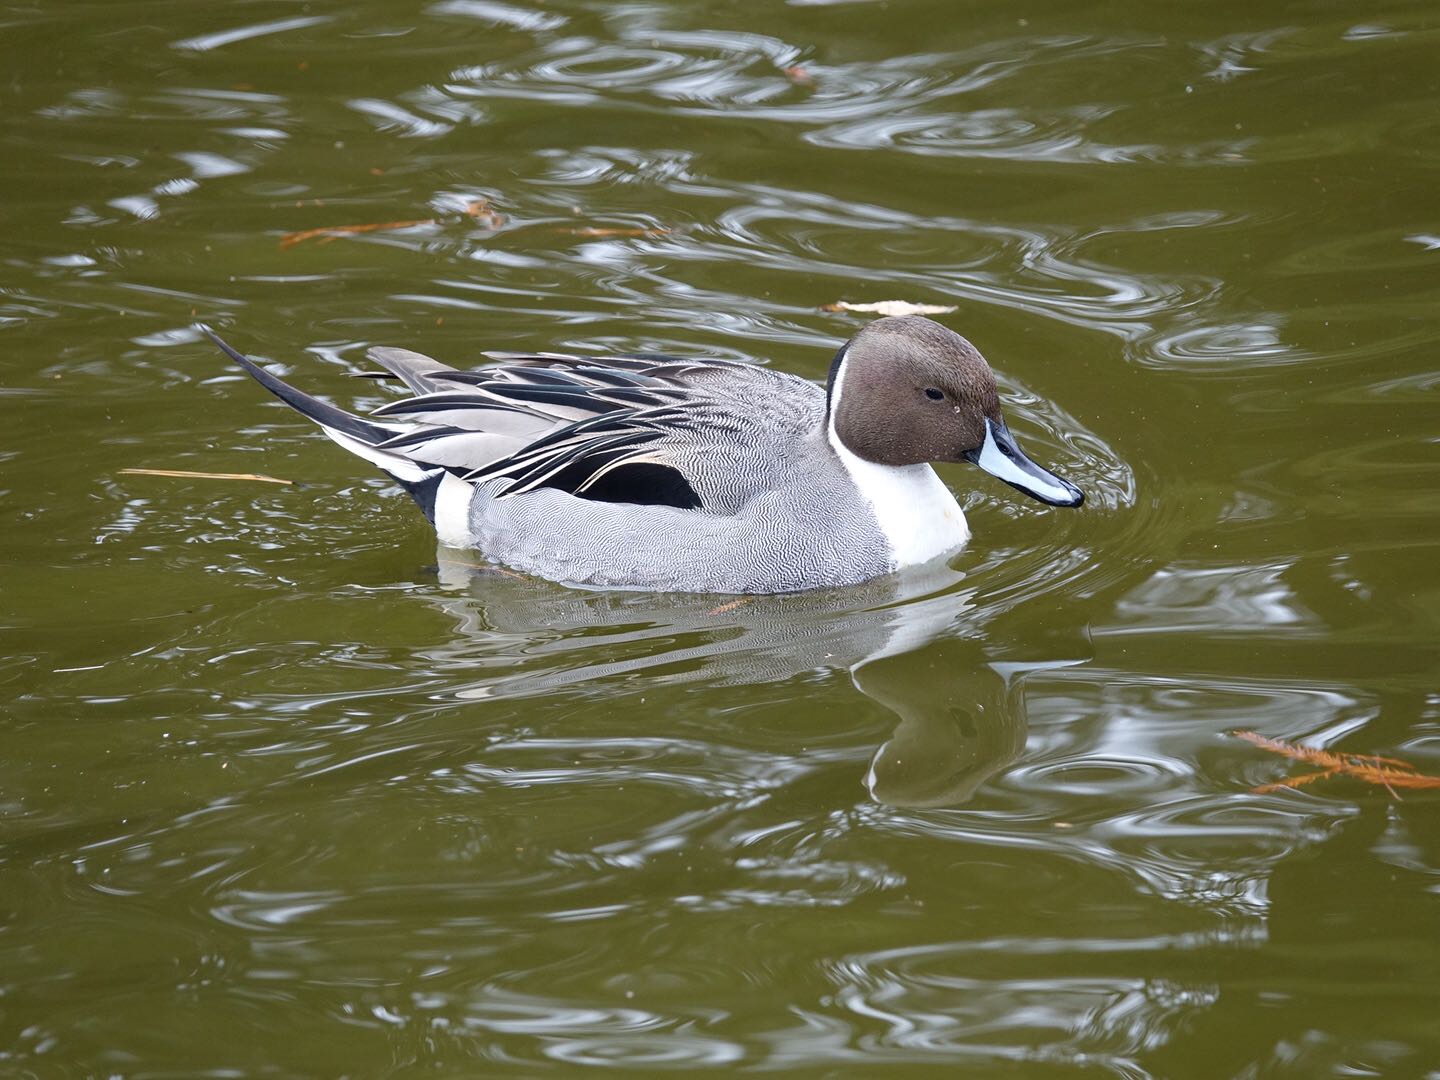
[205, 326, 449, 524]
[202, 327, 394, 446]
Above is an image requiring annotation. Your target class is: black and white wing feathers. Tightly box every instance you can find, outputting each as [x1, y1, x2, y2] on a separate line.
[212, 331, 818, 517]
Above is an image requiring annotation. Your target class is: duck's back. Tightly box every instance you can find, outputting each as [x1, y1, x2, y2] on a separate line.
[366, 347, 825, 509]
[447, 357, 891, 592]
[211, 332, 893, 593]
[636, 361, 828, 513]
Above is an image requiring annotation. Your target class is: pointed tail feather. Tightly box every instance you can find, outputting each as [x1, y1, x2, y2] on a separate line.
[365, 345, 457, 394]
[203, 328, 397, 445]
[204, 326, 446, 504]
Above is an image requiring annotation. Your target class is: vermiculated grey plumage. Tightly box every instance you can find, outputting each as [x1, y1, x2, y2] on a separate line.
[210, 316, 1085, 594]
[364, 349, 892, 591]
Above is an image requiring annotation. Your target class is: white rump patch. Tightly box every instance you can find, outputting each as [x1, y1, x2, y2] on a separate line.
[322, 427, 432, 483]
[433, 472, 475, 548]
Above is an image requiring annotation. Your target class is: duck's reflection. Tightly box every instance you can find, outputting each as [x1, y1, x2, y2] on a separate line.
[855, 645, 1085, 808]
[422, 552, 1083, 809]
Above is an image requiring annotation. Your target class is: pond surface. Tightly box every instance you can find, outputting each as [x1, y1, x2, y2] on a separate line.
[3, 1, 1439, 1075]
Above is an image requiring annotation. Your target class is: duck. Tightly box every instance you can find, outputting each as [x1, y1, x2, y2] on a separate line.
[204, 315, 1083, 594]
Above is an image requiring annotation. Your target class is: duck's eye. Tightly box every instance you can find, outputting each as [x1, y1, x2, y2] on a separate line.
[924, 387, 945, 401]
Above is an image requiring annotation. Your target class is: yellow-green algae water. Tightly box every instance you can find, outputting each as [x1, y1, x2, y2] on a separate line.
[3, 1, 1438, 1075]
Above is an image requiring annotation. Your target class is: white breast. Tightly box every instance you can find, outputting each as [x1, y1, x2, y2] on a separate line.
[829, 436, 970, 568]
[824, 349, 970, 569]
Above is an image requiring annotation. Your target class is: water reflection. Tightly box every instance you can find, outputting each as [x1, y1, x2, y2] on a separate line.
[8, 0, 1440, 1071]
[425, 557, 1065, 808]
[860, 649, 1087, 808]
[427, 554, 972, 690]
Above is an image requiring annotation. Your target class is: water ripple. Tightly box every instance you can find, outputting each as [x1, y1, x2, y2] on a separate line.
[6, 0, 1440, 1072]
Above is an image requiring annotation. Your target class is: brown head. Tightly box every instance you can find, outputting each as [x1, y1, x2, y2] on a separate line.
[827, 316, 1084, 507]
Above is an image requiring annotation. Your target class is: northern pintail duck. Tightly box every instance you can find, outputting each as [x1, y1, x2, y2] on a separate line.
[206, 316, 1082, 593]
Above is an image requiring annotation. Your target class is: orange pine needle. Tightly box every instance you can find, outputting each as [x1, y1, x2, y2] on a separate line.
[1234, 730, 1413, 770]
[1346, 767, 1440, 792]
[565, 226, 670, 238]
[1251, 769, 1341, 794]
[280, 217, 437, 249]
[280, 199, 503, 249]
[1234, 730, 1440, 798]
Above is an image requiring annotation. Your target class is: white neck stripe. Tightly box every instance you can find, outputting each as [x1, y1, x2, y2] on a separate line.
[826, 352, 969, 569]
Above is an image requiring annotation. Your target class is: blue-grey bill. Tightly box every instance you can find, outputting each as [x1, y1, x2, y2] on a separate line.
[964, 417, 1084, 508]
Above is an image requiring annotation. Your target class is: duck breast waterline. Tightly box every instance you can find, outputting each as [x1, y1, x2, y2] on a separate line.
[207, 316, 1083, 593]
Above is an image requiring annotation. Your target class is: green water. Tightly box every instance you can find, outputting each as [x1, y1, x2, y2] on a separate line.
[3, 1, 1438, 1075]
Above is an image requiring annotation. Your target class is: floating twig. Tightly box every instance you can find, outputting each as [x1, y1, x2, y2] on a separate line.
[280, 198, 504, 249]
[1234, 730, 1440, 798]
[279, 216, 435, 249]
[119, 468, 292, 485]
[564, 226, 670, 238]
